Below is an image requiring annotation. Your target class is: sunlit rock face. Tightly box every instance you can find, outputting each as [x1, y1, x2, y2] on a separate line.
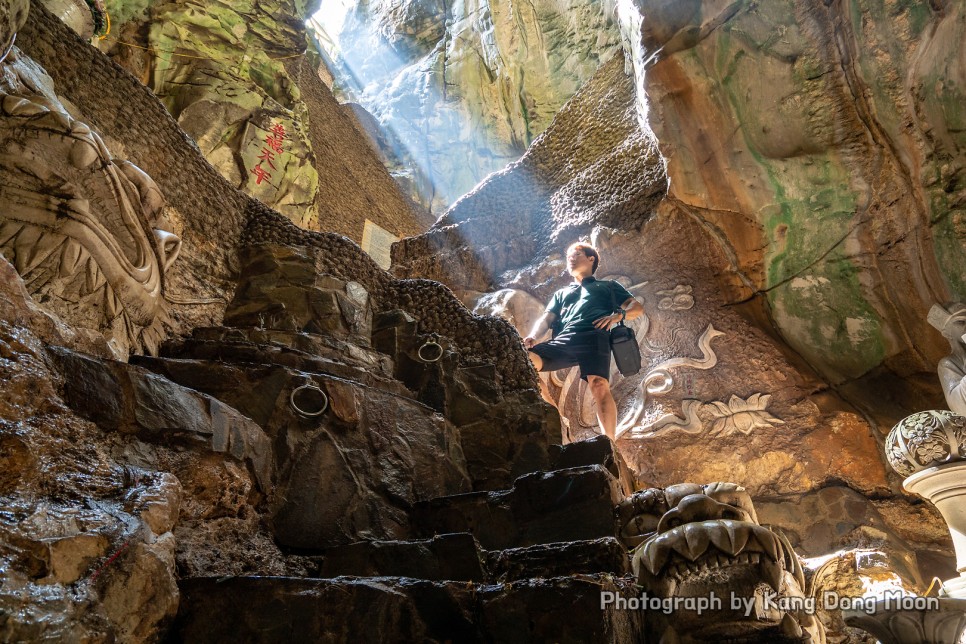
[102, 0, 430, 240]
[323, 0, 623, 213]
[393, 52, 667, 297]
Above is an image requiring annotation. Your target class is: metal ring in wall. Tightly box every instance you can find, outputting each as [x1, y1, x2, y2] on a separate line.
[417, 341, 443, 363]
[290, 384, 329, 417]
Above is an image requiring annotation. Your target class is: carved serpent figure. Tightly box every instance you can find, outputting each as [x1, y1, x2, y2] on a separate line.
[0, 44, 180, 356]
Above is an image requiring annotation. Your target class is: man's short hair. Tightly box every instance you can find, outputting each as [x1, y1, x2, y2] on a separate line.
[568, 242, 600, 274]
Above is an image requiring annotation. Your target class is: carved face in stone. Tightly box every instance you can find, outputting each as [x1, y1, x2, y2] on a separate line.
[0, 55, 180, 354]
[619, 482, 825, 643]
[928, 303, 966, 344]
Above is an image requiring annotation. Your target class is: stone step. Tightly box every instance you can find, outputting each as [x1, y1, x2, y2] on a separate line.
[138, 348, 559, 490]
[147, 327, 400, 391]
[413, 465, 624, 550]
[550, 435, 637, 494]
[316, 533, 630, 583]
[173, 575, 644, 643]
[317, 533, 486, 582]
[129, 356, 474, 550]
[48, 347, 274, 491]
[486, 537, 631, 582]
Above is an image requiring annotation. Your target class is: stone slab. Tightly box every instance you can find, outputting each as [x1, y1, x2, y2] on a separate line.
[174, 575, 644, 643]
[318, 533, 486, 582]
[414, 466, 623, 550]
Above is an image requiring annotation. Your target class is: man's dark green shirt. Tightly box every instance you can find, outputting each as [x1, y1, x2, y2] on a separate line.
[546, 276, 634, 335]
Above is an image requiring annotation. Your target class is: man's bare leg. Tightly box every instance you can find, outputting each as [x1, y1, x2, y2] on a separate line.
[527, 351, 556, 406]
[587, 375, 617, 441]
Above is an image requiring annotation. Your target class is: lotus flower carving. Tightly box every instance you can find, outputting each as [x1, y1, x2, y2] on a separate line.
[706, 393, 784, 437]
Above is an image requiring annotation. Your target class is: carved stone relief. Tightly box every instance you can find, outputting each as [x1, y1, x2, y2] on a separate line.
[886, 410, 966, 478]
[482, 280, 788, 443]
[706, 394, 785, 437]
[617, 482, 826, 643]
[656, 284, 694, 311]
[927, 303, 966, 417]
[615, 322, 724, 438]
[0, 50, 180, 357]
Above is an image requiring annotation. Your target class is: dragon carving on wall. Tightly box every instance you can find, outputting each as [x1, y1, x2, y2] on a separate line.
[0, 38, 180, 357]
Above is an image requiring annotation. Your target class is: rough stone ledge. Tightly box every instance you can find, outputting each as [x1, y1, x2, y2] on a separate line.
[550, 435, 637, 494]
[487, 537, 631, 582]
[173, 574, 645, 643]
[315, 533, 632, 584]
[413, 465, 624, 550]
[48, 346, 273, 491]
[317, 533, 486, 582]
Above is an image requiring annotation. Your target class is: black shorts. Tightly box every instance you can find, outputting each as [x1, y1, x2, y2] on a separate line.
[530, 330, 611, 381]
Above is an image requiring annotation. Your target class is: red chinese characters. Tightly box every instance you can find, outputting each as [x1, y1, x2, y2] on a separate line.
[250, 122, 287, 185]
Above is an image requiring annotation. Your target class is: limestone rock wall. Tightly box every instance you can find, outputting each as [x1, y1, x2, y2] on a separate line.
[392, 51, 668, 299]
[323, 0, 624, 213]
[15, 2, 510, 370]
[390, 0, 962, 582]
[633, 0, 959, 385]
[101, 0, 430, 240]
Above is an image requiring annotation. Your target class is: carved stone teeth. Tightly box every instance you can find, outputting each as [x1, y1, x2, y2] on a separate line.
[26, 267, 53, 291]
[13, 225, 42, 274]
[49, 110, 73, 132]
[70, 120, 92, 137]
[750, 552, 760, 564]
[84, 257, 106, 294]
[34, 108, 71, 132]
[760, 558, 783, 594]
[758, 530, 779, 562]
[682, 523, 711, 562]
[12, 98, 49, 118]
[775, 530, 804, 589]
[19, 231, 64, 274]
[722, 520, 749, 555]
[105, 285, 121, 319]
[60, 240, 86, 275]
[2, 95, 37, 117]
[70, 139, 99, 169]
[0, 221, 22, 247]
[781, 613, 804, 638]
[90, 132, 112, 161]
[643, 536, 672, 575]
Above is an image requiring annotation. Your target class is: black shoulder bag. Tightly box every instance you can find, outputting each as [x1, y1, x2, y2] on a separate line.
[608, 283, 642, 376]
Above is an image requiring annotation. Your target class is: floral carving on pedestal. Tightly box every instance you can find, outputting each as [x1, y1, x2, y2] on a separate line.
[885, 410, 966, 477]
[706, 393, 784, 437]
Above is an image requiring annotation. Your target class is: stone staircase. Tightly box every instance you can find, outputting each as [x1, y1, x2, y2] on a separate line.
[170, 444, 644, 642]
[98, 246, 648, 641]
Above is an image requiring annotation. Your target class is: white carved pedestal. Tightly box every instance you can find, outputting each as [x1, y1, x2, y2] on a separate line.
[865, 410, 966, 643]
[904, 461, 966, 599]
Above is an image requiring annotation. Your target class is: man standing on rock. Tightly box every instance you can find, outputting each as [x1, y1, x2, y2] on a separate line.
[523, 243, 644, 441]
